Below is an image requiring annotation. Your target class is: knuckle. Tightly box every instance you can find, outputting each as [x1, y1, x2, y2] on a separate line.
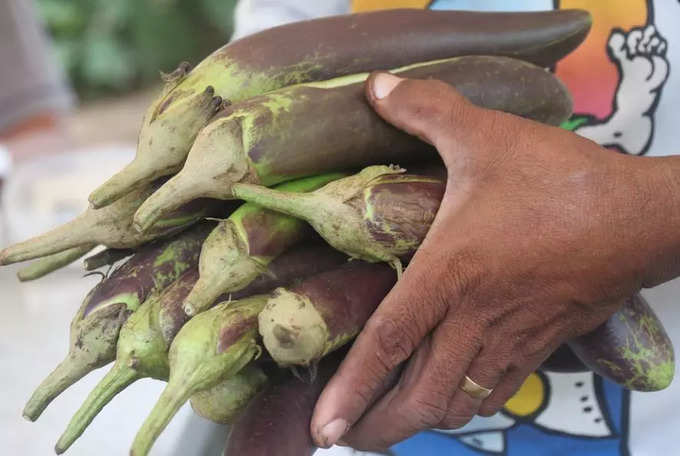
[366, 315, 417, 371]
[407, 395, 449, 429]
[437, 248, 483, 305]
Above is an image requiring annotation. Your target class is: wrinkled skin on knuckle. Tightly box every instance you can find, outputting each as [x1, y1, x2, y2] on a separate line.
[433, 248, 483, 306]
[366, 315, 418, 372]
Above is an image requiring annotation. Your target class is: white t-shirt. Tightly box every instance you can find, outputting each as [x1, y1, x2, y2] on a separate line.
[234, 1, 680, 455]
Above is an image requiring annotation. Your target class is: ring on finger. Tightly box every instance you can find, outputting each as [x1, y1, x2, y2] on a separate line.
[459, 375, 493, 400]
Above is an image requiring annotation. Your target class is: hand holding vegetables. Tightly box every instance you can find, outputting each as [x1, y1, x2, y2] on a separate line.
[310, 73, 680, 450]
[4, 8, 679, 455]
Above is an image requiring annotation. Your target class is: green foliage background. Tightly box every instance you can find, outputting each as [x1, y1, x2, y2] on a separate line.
[37, 0, 237, 99]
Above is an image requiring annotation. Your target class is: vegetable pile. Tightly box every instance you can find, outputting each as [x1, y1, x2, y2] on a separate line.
[2, 8, 674, 456]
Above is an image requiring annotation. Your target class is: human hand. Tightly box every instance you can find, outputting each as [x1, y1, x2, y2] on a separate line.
[310, 72, 680, 451]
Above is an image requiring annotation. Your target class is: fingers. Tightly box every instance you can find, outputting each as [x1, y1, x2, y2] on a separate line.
[364, 72, 480, 160]
[342, 318, 480, 451]
[439, 344, 508, 426]
[310, 251, 448, 448]
[311, 206, 483, 449]
[478, 365, 536, 417]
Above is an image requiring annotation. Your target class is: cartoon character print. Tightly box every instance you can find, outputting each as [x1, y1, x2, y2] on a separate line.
[571, 25, 669, 155]
[392, 371, 628, 456]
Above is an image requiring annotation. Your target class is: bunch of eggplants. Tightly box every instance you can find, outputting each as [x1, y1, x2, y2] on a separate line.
[2, 8, 675, 456]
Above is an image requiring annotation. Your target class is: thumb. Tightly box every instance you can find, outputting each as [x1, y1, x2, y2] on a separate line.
[365, 71, 479, 151]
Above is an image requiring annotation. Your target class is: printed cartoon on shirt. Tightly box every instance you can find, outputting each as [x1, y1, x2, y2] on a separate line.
[346, 0, 672, 455]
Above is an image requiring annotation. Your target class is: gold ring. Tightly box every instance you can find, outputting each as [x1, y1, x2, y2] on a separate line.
[459, 375, 493, 400]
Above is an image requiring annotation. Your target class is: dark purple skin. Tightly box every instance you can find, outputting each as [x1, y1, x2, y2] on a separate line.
[238, 209, 311, 258]
[159, 243, 348, 345]
[353, 176, 445, 260]
[157, 268, 200, 344]
[82, 223, 213, 317]
[568, 293, 675, 391]
[230, 242, 349, 300]
[219, 8, 591, 85]
[224, 353, 343, 456]
[222, 56, 572, 184]
[288, 262, 396, 342]
[218, 315, 260, 354]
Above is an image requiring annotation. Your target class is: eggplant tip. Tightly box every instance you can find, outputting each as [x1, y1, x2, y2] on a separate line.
[54, 444, 66, 455]
[21, 411, 36, 422]
[182, 302, 197, 317]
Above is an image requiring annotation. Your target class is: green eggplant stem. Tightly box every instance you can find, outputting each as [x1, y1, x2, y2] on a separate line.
[88, 159, 155, 209]
[183, 173, 345, 316]
[133, 174, 206, 233]
[55, 364, 139, 454]
[0, 215, 94, 265]
[231, 184, 319, 221]
[129, 385, 194, 456]
[17, 244, 96, 281]
[23, 355, 94, 422]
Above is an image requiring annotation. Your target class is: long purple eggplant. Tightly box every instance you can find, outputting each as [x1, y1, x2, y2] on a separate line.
[224, 353, 343, 456]
[90, 8, 590, 208]
[260, 262, 396, 366]
[133, 55, 572, 230]
[232, 166, 444, 275]
[130, 296, 267, 456]
[569, 293, 674, 391]
[56, 242, 349, 452]
[183, 173, 345, 316]
[22, 223, 211, 422]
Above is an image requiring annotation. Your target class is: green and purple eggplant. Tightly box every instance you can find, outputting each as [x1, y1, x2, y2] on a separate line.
[190, 364, 268, 425]
[569, 293, 674, 391]
[54, 269, 200, 454]
[22, 224, 210, 422]
[183, 173, 345, 316]
[129, 295, 267, 456]
[0, 179, 222, 265]
[17, 244, 96, 281]
[56, 242, 347, 451]
[259, 262, 396, 366]
[232, 166, 443, 275]
[223, 353, 343, 456]
[89, 8, 591, 208]
[133, 55, 571, 230]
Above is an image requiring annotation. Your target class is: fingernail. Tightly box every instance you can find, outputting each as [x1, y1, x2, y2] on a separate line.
[372, 73, 402, 99]
[319, 418, 349, 448]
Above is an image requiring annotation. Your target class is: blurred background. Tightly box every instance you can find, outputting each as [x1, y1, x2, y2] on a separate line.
[0, 0, 237, 454]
